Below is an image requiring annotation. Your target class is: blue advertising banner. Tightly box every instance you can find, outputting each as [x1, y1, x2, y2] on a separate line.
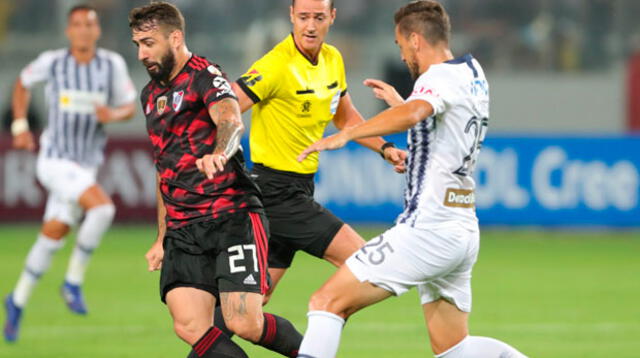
[245, 134, 640, 227]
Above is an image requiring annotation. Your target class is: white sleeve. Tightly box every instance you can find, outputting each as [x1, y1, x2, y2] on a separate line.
[109, 53, 136, 107]
[405, 69, 448, 116]
[20, 51, 57, 89]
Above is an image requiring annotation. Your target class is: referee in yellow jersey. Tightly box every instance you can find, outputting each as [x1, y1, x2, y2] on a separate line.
[231, 0, 407, 305]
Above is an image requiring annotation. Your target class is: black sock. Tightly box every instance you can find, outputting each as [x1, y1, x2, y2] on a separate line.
[214, 307, 302, 357]
[213, 306, 234, 338]
[256, 313, 303, 358]
[186, 326, 248, 358]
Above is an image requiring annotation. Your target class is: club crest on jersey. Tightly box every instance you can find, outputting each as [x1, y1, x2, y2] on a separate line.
[172, 91, 184, 111]
[156, 96, 168, 115]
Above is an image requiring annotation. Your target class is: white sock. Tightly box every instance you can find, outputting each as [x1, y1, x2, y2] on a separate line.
[297, 311, 345, 358]
[65, 204, 115, 285]
[436, 336, 527, 358]
[13, 234, 65, 307]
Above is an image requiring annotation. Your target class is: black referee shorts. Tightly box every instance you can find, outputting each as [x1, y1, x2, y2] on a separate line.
[159, 211, 270, 303]
[252, 164, 344, 269]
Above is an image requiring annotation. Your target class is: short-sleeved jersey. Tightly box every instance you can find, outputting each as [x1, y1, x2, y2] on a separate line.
[20, 48, 136, 167]
[236, 34, 347, 174]
[141, 55, 262, 229]
[397, 54, 489, 229]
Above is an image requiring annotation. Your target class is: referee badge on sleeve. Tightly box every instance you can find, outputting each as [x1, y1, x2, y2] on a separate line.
[330, 90, 340, 115]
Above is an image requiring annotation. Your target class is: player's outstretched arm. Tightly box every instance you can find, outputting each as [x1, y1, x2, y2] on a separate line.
[299, 99, 433, 162]
[146, 173, 166, 272]
[363, 78, 404, 107]
[11, 78, 35, 151]
[332, 93, 407, 171]
[196, 98, 244, 179]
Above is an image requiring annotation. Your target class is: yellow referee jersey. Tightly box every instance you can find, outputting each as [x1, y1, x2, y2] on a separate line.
[236, 34, 347, 174]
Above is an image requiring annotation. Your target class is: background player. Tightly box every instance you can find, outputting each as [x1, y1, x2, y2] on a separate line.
[215, 1, 406, 330]
[295, 1, 527, 358]
[130, 3, 301, 357]
[4, 4, 136, 343]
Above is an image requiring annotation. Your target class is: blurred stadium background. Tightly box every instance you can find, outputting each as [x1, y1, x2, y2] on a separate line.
[0, 1, 639, 357]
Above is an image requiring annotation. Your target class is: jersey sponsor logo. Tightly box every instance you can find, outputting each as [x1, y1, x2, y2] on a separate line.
[239, 69, 263, 87]
[411, 86, 439, 97]
[172, 90, 184, 112]
[301, 100, 311, 113]
[58, 90, 107, 115]
[443, 188, 475, 208]
[297, 100, 312, 118]
[212, 77, 232, 97]
[207, 65, 221, 76]
[156, 96, 168, 115]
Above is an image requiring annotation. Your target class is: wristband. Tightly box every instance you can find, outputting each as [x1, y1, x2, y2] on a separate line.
[379, 142, 395, 159]
[11, 118, 29, 136]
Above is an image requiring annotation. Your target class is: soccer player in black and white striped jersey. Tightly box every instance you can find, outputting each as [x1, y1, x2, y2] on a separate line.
[4, 4, 136, 343]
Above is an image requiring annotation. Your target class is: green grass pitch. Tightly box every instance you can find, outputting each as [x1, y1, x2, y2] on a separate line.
[0, 224, 638, 357]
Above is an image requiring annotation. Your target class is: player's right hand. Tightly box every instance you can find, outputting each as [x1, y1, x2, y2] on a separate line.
[145, 239, 164, 272]
[12, 131, 35, 151]
[298, 130, 350, 162]
[196, 153, 228, 179]
[364, 79, 404, 107]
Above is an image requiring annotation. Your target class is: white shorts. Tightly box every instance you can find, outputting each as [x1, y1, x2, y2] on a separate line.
[346, 223, 480, 312]
[36, 156, 98, 225]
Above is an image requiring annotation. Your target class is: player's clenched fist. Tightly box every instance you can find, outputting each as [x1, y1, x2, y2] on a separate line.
[196, 153, 228, 179]
[145, 239, 164, 272]
[383, 147, 408, 173]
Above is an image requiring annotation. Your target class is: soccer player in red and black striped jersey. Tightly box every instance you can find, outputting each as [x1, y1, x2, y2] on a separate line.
[130, 3, 301, 358]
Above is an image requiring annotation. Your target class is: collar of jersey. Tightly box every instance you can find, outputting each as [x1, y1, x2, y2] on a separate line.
[444, 53, 473, 64]
[289, 33, 321, 66]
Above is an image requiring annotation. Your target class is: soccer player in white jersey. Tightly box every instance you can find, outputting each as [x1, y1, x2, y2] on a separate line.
[295, 1, 527, 357]
[4, 4, 136, 342]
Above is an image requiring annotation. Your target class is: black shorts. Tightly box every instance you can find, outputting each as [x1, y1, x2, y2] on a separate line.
[252, 164, 344, 269]
[159, 211, 270, 303]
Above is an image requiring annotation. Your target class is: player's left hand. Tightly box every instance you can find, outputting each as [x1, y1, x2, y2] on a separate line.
[145, 239, 164, 272]
[383, 147, 407, 173]
[364, 78, 404, 107]
[95, 105, 114, 124]
[297, 130, 349, 162]
[196, 153, 228, 179]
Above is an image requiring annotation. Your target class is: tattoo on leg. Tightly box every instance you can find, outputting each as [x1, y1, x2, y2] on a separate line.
[220, 292, 234, 321]
[237, 292, 247, 315]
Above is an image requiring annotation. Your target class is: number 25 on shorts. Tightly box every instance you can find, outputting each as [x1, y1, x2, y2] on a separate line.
[355, 236, 395, 265]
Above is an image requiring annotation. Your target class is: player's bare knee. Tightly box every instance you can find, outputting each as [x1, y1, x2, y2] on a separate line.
[173, 319, 205, 345]
[308, 289, 348, 317]
[225, 317, 263, 342]
[41, 221, 71, 239]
